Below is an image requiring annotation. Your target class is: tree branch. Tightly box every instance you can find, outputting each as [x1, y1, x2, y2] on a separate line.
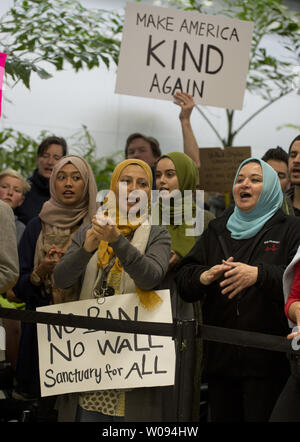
[226, 109, 234, 146]
[232, 90, 293, 138]
[194, 105, 225, 147]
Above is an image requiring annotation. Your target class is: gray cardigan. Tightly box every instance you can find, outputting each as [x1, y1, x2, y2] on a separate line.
[0, 201, 19, 293]
[54, 224, 171, 293]
[53, 223, 172, 422]
[0, 201, 19, 362]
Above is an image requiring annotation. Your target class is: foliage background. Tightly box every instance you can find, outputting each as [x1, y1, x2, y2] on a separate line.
[0, 0, 299, 178]
[0, 124, 123, 188]
[0, 0, 124, 187]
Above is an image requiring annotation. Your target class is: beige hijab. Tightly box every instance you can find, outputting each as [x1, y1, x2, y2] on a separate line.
[39, 155, 98, 228]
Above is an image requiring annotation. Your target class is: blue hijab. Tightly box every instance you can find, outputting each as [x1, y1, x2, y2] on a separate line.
[226, 157, 283, 239]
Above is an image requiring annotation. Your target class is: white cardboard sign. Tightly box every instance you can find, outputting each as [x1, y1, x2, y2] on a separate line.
[0, 325, 5, 351]
[115, 2, 254, 109]
[37, 290, 175, 397]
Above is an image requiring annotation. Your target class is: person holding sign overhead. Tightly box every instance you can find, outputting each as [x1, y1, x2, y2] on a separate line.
[125, 92, 200, 189]
[53, 158, 171, 422]
[12, 155, 97, 409]
[176, 157, 300, 422]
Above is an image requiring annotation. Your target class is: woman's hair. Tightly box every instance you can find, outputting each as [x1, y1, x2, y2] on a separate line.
[0, 168, 31, 195]
[288, 135, 300, 155]
[37, 136, 68, 157]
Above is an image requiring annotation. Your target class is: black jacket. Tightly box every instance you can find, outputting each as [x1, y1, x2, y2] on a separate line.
[176, 208, 300, 378]
[286, 186, 300, 216]
[15, 169, 50, 225]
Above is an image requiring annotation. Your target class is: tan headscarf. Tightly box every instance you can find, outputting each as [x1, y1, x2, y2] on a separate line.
[39, 155, 98, 228]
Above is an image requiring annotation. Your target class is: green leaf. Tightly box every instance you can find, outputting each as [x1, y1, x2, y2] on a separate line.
[0, 0, 122, 88]
[34, 66, 52, 80]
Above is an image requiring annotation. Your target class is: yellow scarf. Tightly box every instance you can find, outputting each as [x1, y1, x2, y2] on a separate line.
[97, 159, 162, 310]
[97, 222, 138, 273]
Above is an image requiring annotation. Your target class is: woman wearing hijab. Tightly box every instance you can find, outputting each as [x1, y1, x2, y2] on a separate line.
[13, 155, 97, 403]
[176, 157, 300, 422]
[53, 158, 171, 422]
[155, 152, 214, 263]
[155, 152, 214, 420]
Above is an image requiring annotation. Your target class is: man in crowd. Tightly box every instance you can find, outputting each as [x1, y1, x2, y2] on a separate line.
[262, 146, 294, 215]
[124, 92, 200, 188]
[286, 135, 300, 216]
[262, 146, 290, 193]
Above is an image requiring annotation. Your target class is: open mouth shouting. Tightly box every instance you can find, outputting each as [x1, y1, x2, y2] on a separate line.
[240, 191, 252, 200]
[62, 190, 75, 198]
[233, 162, 263, 212]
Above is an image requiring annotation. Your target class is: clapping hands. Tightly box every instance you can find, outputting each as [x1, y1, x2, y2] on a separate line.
[200, 257, 258, 299]
[84, 214, 120, 253]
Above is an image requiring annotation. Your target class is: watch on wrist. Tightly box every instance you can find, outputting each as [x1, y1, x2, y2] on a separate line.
[30, 270, 42, 286]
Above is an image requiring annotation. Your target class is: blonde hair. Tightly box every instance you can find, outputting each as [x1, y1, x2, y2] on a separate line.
[0, 169, 31, 195]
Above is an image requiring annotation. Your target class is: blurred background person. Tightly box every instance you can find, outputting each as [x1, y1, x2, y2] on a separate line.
[286, 135, 300, 216]
[125, 92, 200, 189]
[262, 146, 293, 215]
[15, 136, 68, 225]
[0, 201, 19, 363]
[0, 169, 30, 373]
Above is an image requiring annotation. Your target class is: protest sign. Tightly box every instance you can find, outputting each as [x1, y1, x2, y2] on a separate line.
[198, 146, 251, 192]
[0, 323, 5, 362]
[115, 3, 254, 109]
[0, 53, 7, 117]
[37, 290, 175, 397]
[0, 325, 5, 351]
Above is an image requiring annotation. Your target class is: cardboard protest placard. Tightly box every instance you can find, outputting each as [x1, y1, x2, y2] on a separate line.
[198, 146, 251, 192]
[0, 53, 7, 117]
[0, 324, 5, 351]
[37, 290, 175, 397]
[115, 3, 254, 109]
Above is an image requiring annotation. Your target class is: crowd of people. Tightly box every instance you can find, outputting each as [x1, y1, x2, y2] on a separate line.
[1, 93, 300, 422]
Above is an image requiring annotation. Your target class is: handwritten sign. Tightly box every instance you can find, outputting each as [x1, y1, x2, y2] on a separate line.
[0, 321, 5, 362]
[0, 325, 5, 350]
[37, 290, 175, 397]
[198, 146, 251, 192]
[0, 53, 7, 117]
[115, 3, 254, 109]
